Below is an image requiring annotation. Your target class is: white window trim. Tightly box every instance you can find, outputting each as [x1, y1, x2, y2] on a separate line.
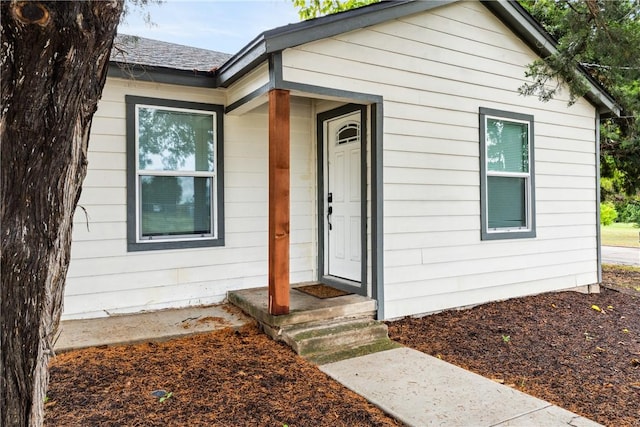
[134, 104, 218, 244]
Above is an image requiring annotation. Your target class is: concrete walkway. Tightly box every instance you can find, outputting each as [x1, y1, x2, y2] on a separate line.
[321, 347, 600, 426]
[602, 245, 640, 266]
[56, 305, 602, 427]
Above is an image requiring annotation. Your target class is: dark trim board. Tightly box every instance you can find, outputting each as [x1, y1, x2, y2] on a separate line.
[109, 63, 216, 88]
[371, 102, 384, 320]
[225, 53, 282, 114]
[479, 107, 536, 241]
[280, 80, 382, 104]
[270, 52, 284, 86]
[595, 111, 602, 283]
[125, 95, 225, 252]
[225, 83, 270, 114]
[263, 1, 452, 52]
[316, 104, 368, 297]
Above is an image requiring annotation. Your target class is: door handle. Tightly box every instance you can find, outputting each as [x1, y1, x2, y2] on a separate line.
[327, 206, 332, 231]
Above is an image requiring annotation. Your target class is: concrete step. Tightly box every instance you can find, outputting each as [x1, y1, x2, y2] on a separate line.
[280, 318, 399, 364]
[227, 286, 394, 365]
[282, 318, 388, 355]
[307, 339, 401, 365]
[227, 287, 376, 329]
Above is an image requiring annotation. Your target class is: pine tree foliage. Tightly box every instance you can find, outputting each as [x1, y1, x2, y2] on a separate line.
[520, 0, 640, 195]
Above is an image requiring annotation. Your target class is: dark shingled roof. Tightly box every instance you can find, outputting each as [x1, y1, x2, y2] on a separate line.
[111, 34, 232, 72]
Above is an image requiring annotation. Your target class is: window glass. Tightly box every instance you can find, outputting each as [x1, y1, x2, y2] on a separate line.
[138, 107, 214, 172]
[486, 119, 528, 173]
[140, 176, 212, 237]
[487, 176, 526, 228]
[337, 122, 359, 145]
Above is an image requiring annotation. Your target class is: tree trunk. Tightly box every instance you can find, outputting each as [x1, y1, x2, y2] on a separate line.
[1, 2, 123, 426]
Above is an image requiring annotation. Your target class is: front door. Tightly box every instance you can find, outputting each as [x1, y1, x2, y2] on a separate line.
[319, 106, 365, 294]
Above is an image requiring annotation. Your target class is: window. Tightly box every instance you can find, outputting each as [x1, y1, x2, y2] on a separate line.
[126, 96, 224, 251]
[337, 122, 360, 145]
[480, 108, 535, 240]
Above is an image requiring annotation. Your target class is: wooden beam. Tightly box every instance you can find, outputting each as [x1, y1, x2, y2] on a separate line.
[268, 89, 290, 315]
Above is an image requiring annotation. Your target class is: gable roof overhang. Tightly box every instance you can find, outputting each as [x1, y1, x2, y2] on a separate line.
[215, 0, 619, 117]
[215, 0, 455, 88]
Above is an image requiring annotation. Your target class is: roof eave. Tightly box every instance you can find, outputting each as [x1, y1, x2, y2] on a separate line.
[483, 0, 621, 117]
[108, 62, 216, 88]
[215, 34, 269, 88]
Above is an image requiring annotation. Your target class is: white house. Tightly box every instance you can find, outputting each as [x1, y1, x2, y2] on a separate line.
[64, 0, 619, 321]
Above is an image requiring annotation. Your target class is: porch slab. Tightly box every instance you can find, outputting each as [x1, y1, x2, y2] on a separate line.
[54, 304, 250, 353]
[227, 285, 377, 328]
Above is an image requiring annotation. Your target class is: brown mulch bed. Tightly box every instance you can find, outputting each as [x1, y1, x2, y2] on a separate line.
[46, 266, 639, 426]
[389, 266, 640, 427]
[45, 324, 401, 426]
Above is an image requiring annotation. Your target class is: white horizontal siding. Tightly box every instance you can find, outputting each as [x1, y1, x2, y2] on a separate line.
[384, 267, 597, 320]
[65, 79, 316, 319]
[282, 0, 598, 319]
[385, 248, 595, 286]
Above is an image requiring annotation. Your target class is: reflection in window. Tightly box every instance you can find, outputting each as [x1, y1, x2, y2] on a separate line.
[140, 176, 211, 237]
[486, 119, 528, 173]
[138, 108, 214, 172]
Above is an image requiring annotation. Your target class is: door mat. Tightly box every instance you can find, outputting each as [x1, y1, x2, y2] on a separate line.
[295, 284, 352, 299]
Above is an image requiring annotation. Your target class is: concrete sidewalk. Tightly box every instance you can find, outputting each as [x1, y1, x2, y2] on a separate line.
[321, 347, 601, 426]
[602, 245, 640, 266]
[55, 306, 602, 427]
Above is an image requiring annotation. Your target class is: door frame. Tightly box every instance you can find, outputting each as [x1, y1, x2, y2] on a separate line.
[316, 104, 368, 296]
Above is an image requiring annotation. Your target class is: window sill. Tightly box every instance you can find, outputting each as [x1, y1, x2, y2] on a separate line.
[481, 230, 536, 241]
[127, 237, 225, 252]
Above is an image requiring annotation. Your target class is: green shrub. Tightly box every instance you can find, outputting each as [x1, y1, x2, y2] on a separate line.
[600, 202, 618, 226]
[618, 201, 640, 225]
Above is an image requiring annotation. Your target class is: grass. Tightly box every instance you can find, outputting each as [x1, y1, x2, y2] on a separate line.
[601, 222, 640, 247]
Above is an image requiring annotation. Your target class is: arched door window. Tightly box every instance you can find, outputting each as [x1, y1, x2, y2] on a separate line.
[336, 122, 360, 145]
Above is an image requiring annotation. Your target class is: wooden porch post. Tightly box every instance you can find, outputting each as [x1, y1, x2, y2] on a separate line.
[268, 89, 290, 315]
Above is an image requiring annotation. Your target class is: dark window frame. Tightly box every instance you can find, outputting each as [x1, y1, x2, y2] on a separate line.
[479, 107, 536, 241]
[126, 95, 225, 251]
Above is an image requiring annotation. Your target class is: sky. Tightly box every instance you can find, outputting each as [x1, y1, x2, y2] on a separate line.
[119, 0, 302, 55]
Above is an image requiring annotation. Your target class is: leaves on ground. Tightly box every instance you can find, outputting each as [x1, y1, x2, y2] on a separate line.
[45, 325, 401, 426]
